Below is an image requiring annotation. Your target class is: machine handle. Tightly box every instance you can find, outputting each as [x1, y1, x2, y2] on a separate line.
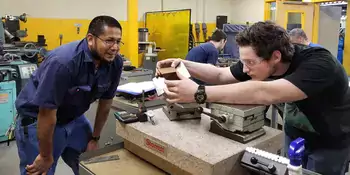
[202, 111, 226, 123]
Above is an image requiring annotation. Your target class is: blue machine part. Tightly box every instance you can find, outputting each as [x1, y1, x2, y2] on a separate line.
[0, 80, 16, 143]
[288, 137, 305, 166]
[223, 24, 247, 59]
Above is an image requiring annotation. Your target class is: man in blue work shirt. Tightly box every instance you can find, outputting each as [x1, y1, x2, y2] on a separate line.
[185, 29, 227, 85]
[289, 28, 322, 47]
[14, 15, 123, 175]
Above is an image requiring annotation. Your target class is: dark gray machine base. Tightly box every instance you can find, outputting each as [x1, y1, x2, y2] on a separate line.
[209, 121, 266, 143]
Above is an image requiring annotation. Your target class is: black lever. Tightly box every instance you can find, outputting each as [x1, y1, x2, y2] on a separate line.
[202, 111, 226, 123]
[137, 90, 148, 122]
[250, 157, 276, 173]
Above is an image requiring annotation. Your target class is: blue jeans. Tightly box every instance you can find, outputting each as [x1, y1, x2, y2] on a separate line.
[15, 115, 92, 175]
[285, 135, 350, 175]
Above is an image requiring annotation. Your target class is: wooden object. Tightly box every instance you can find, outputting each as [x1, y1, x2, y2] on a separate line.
[158, 67, 179, 80]
[80, 148, 166, 175]
[116, 108, 284, 175]
[157, 62, 191, 80]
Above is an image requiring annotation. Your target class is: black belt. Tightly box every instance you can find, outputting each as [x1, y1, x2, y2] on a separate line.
[21, 117, 37, 126]
[21, 117, 74, 126]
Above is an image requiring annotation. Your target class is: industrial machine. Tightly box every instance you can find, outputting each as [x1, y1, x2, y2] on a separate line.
[222, 24, 247, 61]
[0, 66, 18, 143]
[217, 54, 239, 67]
[0, 54, 37, 95]
[0, 13, 27, 44]
[120, 68, 154, 85]
[4, 60, 36, 95]
[1, 13, 47, 65]
[162, 102, 203, 121]
[163, 103, 266, 143]
[138, 28, 164, 75]
[207, 103, 266, 143]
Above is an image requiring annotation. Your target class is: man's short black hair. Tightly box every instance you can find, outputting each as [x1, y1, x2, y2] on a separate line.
[210, 29, 227, 42]
[236, 21, 295, 63]
[88, 15, 122, 36]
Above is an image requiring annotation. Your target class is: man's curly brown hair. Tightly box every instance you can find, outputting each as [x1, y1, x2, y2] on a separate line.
[236, 21, 295, 63]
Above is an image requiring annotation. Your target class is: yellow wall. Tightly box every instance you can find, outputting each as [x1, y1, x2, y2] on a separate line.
[19, 17, 216, 67]
[19, 17, 145, 64]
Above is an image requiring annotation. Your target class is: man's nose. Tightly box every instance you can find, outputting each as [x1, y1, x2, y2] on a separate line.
[242, 64, 249, 73]
[111, 43, 120, 51]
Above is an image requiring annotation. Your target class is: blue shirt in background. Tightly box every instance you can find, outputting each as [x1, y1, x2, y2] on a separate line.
[309, 42, 323, 48]
[185, 42, 219, 85]
[185, 42, 219, 65]
[15, 39, 123, 124]
[338, 37, 344, 64]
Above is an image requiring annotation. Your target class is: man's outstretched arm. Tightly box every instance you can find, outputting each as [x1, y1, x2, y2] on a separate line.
[206, 79, 307, 105]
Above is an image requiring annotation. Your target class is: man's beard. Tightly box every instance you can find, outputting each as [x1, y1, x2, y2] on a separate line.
[91, 48, 102, 61]
[90, 48, 111, 66]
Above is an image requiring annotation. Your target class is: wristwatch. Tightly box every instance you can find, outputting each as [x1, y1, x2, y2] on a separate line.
[90, 135, 100, 142]
[194, 85, 207, 104]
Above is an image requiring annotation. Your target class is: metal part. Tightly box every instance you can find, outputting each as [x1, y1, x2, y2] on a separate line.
[23, 43, 37, 58]
[2, 13, 27, 22]
[137, 90, 148, 122]
[83, 155, 119, 165]
[1, 13, 27, 43]
[241, 147, 288, 175]
[241, 147, 321, 175]
[146, 110, 156, 125]
[0, 21, 5, 46]
[119, 69, 153, 85]
[4, 30, 14, 40]
[207, 103, 267, 143]
[149, 116, 156, 125]
[3, 43, 46, 58]
[163, 102, 202, 121]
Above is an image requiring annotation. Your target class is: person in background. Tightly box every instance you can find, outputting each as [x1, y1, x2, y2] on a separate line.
[338, 30, 345, 64]
[185, 29, 227, 85]
[289, 28, 322, 47]
[14, 15, 123, 175]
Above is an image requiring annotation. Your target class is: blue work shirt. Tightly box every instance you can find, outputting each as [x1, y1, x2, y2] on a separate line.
[15, 39, 123, 124]
[185, 42, 219, 65]
[309, 42, 323, 48]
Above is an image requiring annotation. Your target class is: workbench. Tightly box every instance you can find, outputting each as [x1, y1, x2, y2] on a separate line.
[80, 103, 284, 175]
[79, 142, 168, 175]
[116, 108, 284, 175]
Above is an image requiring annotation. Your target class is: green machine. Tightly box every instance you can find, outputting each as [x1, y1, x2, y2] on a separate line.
[0, 58, 37, 143]
[0, 66, 17, 143]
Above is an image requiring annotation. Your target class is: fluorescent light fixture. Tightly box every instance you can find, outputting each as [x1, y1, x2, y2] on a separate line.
[320, 1, 347, 6]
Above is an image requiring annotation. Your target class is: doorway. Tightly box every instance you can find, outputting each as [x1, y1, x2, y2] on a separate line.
[318, 1, 347, 63]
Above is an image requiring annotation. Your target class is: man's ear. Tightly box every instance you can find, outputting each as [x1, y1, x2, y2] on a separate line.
[272, 50, 282, 63]
[86, 34, 94, 46]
